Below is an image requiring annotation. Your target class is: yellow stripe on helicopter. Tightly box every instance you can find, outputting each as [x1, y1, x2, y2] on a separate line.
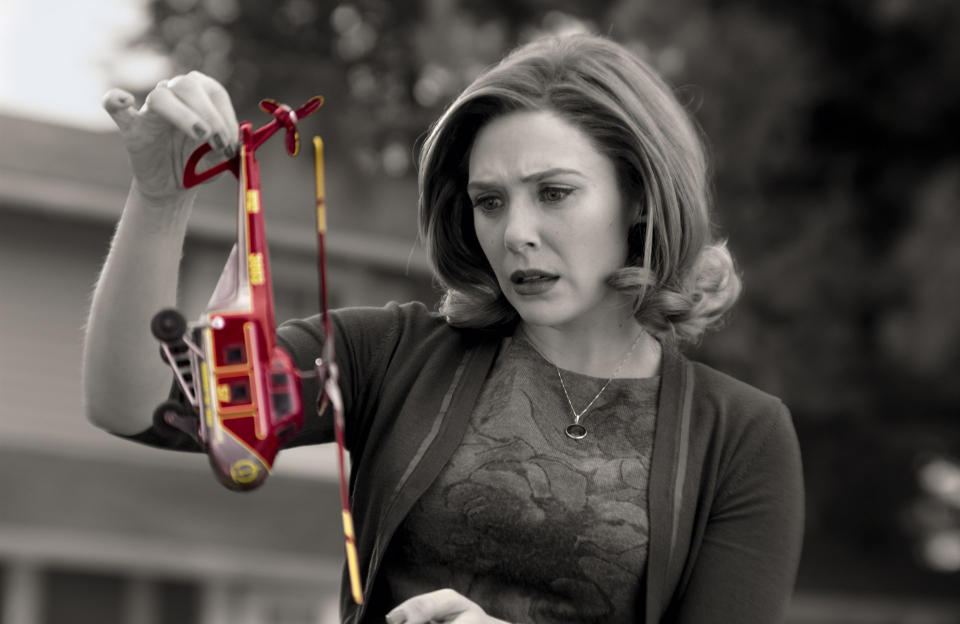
[248, 253, 264, 285]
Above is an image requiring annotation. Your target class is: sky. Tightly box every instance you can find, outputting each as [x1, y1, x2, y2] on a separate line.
[0, 0, 170, 130]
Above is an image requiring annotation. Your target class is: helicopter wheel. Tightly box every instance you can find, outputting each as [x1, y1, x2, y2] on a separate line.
[153, 400, 186, 425]
[153, 400, 200, 442]
[151, 308, 187, 344]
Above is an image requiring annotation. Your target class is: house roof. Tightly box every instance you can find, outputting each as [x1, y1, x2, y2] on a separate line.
[0, 112, 431, 276]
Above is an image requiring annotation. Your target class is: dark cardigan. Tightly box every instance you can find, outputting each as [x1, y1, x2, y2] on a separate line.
[130, 301, 804, 623]
[278, 302, 804, 623]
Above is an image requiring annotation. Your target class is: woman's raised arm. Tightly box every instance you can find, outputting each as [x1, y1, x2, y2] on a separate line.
[82, 72, 239, 435]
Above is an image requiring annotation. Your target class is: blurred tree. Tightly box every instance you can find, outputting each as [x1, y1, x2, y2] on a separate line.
[615, 0, 960, 588]
[129, 0, 960, 593]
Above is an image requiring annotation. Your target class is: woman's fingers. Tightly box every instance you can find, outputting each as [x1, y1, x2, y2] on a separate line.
[190, 71, 240, 149]
[101, 71, 240, 200]
[101, 88, 138, 133]
[145, 80, 214, 143]
[135, 72, 232, 158]
[387, 589, 488, 624]
[104, 72, 239, 160]
[166, 72, 237, 157]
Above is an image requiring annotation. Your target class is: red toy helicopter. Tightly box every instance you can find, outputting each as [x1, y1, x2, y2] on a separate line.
[149, 96, 364, 603]
[150, 96, 322, 491]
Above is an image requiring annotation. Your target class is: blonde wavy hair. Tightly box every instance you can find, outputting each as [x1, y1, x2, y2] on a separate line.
[418, 33, 741, 344]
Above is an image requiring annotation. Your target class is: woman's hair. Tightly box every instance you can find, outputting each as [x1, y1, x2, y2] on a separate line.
[417, 33, 741, 344]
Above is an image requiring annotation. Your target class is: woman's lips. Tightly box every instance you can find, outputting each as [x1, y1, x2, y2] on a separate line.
[509, 270, 559, 296]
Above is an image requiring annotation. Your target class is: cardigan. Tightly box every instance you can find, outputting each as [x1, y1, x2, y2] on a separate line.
[130, 300, 805, 623]
[279, 301, 804, 623]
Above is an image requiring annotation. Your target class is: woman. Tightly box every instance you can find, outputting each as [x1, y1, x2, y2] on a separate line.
[84, 33, 804, 623]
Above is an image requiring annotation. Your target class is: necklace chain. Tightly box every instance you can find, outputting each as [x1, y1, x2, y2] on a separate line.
[556, 332, 644, 426]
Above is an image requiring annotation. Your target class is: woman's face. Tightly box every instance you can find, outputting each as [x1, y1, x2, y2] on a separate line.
[468, 109, 633, 333]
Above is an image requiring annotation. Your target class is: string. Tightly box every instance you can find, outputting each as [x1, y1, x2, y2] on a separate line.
[314, 136, 363, 605]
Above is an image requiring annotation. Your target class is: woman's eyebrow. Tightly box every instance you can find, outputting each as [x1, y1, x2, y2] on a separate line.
[468, 167, 584, 193]
[466, 179, 498, 194]
[520, 167, 584, 183]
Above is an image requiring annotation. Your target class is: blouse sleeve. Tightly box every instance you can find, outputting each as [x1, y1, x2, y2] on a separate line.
[276, 304, 404, 449]
[673, 402, 805, 623]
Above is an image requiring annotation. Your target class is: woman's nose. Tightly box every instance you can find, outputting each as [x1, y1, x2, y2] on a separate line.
[503, 200, 540, 253]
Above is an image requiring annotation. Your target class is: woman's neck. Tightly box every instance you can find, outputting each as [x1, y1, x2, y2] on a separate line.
[518, 317, 662, 379]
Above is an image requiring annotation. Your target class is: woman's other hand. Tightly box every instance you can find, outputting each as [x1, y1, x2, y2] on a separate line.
[386, 589, 512, 624]
[101, 71, 240, 202]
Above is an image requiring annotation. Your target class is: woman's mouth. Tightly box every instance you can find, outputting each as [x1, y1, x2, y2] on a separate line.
[509, 270, 559, 296]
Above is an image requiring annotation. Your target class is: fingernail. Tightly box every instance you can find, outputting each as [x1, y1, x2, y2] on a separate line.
[385, 612, 406, 624]
[212, 133, 225, 149]
[192, 123, 208, 140]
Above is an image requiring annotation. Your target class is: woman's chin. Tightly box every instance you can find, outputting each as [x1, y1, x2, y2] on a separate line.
[511, 301, 576, 330]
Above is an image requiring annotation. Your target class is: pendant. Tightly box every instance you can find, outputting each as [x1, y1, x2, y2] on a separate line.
[565, 423, 587, 440]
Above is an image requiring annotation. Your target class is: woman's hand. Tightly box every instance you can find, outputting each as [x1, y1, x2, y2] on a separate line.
[386, 589, 512, 624]
[101, 70, 240, 202]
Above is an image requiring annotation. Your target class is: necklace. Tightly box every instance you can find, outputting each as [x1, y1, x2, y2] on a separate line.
[556, 332, 644, 440]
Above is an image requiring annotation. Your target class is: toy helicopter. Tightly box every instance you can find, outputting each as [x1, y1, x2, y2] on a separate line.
[148, 96, 364, 604]
[149, 96, 321, 492]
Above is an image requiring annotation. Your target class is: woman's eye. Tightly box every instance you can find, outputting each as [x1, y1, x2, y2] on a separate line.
[472, 195, 503, 212]
[539, 186, 573, 203]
